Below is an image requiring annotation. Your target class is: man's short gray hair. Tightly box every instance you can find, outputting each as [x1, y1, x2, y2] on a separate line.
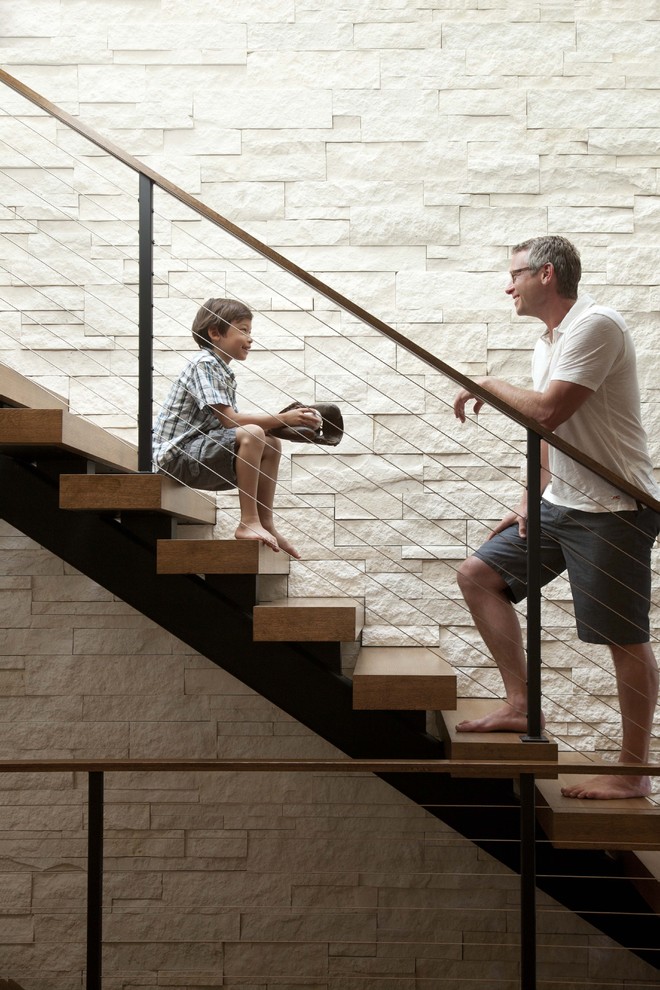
[513, 235, 582, 299]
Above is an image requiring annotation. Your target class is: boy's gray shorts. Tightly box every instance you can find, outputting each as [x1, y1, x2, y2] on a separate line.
[474, 500, 660, 645]
[161, 426, 238, 492]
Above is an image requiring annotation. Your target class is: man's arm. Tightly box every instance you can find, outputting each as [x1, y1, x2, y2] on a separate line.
[453, 377, 593, 431]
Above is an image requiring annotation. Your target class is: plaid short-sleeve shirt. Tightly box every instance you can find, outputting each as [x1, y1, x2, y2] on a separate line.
[153, 348, 238, 468]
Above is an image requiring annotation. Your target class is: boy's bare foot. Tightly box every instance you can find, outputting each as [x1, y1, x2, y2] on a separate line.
[267, 527, 301, 560]
[235, 522, 279, 552]
[560, 773, 652, 800]
[456, 702, 542, 734]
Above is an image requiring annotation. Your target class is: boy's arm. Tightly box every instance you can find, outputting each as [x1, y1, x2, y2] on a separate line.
[211, 404, 322, 431]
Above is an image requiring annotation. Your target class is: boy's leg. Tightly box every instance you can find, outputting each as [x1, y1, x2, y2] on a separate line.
[254, 433, 301, 560]
[233, 426, 301, 558]
[233, 426, 279, 552]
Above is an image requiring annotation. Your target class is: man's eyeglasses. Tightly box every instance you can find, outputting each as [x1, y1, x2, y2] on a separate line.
[508, 266, 535, 284]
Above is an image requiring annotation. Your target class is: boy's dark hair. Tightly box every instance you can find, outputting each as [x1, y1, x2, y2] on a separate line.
[512, 235, 581, 299]
[192, 297, 252, 350]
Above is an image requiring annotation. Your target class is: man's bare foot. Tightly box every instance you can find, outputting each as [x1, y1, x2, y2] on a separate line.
[456, 702, 543, 734]
[235, 521, 279, 552]
[561, 773, 652, 800]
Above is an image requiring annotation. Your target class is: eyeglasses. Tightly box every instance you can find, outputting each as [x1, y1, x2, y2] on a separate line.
[508, 266, 535, 284]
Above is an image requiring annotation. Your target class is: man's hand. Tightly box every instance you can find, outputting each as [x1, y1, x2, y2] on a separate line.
[453, 383, 486, 423]
[488, 495, 528, 541]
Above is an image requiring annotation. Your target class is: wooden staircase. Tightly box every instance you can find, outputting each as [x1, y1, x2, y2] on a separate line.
[535, 754, 660, 851]
[1, 362, 659, 951]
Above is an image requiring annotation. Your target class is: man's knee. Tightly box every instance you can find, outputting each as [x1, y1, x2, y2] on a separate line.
[457, 554, 505, 599]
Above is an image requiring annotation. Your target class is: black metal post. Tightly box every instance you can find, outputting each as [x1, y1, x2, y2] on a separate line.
[519, 428, 543, 988]
[519, 772, 537, 990]
[87, 771, 104, 990]
[523, 428, 544, 742]
[138, 173, 154, 472]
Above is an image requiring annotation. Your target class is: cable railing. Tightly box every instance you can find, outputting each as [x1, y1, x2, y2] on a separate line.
[1, 69, 659, 768]
[1, 66, 660, 990]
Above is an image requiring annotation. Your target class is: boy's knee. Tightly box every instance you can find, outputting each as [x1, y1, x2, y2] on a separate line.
[237, 424, 267, 445]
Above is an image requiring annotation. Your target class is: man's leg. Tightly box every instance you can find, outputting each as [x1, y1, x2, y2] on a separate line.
[455, 555, 538, 733]
[561, 642, 657, 799]
[233, 425, 279, 552]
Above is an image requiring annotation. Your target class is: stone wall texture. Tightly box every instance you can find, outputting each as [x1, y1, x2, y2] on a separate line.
[0, 0, 659, 985]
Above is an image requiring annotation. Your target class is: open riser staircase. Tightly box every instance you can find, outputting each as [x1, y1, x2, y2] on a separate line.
[1, 66, 660, 983]
[0, 363, 659, 973]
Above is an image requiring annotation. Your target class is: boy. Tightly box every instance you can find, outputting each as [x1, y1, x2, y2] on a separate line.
[153, 298, 321, 559]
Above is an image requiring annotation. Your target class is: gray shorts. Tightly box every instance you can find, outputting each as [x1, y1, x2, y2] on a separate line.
[161, 426, 238, 492]
[474, 499, 660, 645]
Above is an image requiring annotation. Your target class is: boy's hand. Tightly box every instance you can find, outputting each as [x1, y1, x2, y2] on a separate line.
[281, 407, 322, 428]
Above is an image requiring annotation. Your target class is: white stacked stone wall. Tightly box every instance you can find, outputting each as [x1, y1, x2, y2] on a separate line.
[2, 0, 659, 759]
[0, 1, 659, 984]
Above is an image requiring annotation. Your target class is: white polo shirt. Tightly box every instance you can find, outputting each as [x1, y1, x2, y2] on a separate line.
[532, 293, 659, 512]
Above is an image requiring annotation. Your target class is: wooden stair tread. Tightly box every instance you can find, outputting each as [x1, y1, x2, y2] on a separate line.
[253, 598, 364, 642]
[156, 539, 290, 575]
[0, 363, 68, 410]
[352, 646, 457, 710]
[535, 757, 660, 850]
[59, 473, 215, 524]
[0, 407, 138, 472]
[438, 698, 558, 765]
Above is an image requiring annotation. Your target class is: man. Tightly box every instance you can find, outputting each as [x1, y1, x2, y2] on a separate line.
[453, 236, 660, 800]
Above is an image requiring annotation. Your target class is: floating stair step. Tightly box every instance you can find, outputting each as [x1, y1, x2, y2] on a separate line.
[437, 698, 558, 773]
[253, 598, 364, 642]
[352, 646, 457, 711]
[156, 539, 290, 575]
[535, 757, 660, 851]
[0, 408, 137, 472]
[59, 473, 216, 524]
[0, 363, 68, 410]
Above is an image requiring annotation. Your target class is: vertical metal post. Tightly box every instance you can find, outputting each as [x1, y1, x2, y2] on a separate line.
[519, 427, 543, 989]
[523, 428, 544, 741]
[519, 772, 537, 990]
[138, 173, 154, 472]
[87, 771, 104, 990]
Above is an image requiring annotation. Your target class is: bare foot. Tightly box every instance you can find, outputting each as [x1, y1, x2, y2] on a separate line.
[561, 773, 652, 800]
[456, 702, 543, 734]
[235, 521, 279, 552]
[267, 527, 301, 560]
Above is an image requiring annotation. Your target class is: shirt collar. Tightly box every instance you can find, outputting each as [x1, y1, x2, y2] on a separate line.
[543, 292, 595, 342]
[207, 348, 237, 384]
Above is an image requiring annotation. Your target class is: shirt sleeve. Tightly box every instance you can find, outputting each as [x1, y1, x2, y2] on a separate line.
[550, 311, 625, 392]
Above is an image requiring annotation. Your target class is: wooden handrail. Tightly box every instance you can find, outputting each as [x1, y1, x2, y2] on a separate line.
[2, 67, 659, 513]
[0, 758, 657, 776]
